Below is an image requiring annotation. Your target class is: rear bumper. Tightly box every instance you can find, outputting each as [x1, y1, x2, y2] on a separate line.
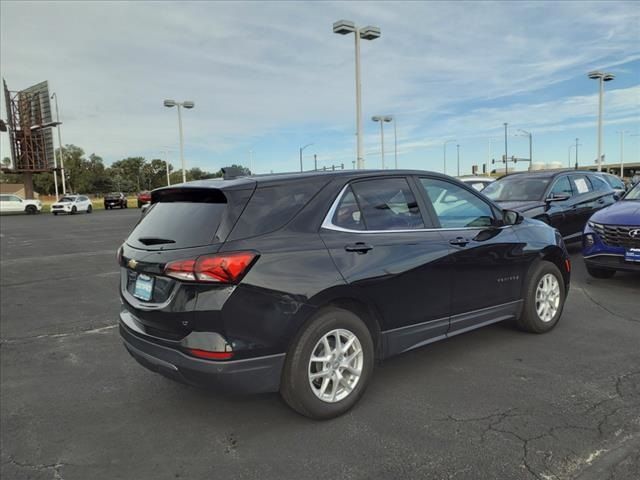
[584, 254, 640, 273]
[120, 320, 285, 393]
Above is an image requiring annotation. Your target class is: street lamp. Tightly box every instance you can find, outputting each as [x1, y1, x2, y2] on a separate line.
[299, 143, 313, 172]
[443, 139, 456, 175]
[517, 129, 533, 171]
[164, 99, 195, 183]
[50, 92, 65, 196]
[568, 138, 580, 169]
[333, 19, 381, 170]
[504, 123, 509, 175]
[371, 115, 392, 169]
[456, 144, 461, 176]
[588, 71, 615, 172]
[616, 130, 629, 178]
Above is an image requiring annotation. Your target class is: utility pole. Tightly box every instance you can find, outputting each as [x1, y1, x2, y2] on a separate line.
[504, 123, 509, 175]
[456, 144, 460, 176]
[575, 138, 579, 170]
[314, 154, 318, 171]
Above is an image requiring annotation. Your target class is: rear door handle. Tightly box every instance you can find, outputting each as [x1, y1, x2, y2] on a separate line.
[449, 237, 470, 247]
[345, 242, 373, 254]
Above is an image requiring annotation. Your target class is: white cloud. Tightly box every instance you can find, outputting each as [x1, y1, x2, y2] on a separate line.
[0, 0, 639, 168]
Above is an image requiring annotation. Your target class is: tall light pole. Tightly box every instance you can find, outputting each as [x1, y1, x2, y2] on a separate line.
[371, 115, 392, 169]
[517, 129, 533, 171]
[488, 137, 501, 175]
[443, 139, 456, 175]
[333, 20, 381, 170]
[588, 71, 615, 172]
[617, 130, 628, 178]
[162, 151, 171, 186]
[568, 139, 581, 169]
[456, 144, 461, 176]
[164, 99, 194, 183]
[504, 123, 509, 175]
[50, 92, 65, 195]
[249, 149, 254, 174]
[299, 143, 313, 172]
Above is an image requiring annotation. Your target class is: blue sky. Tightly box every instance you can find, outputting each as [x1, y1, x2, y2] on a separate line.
[1, 1, 639, 175]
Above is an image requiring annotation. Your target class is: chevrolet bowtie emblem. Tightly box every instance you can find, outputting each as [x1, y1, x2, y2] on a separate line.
[127, 259, 138, 269]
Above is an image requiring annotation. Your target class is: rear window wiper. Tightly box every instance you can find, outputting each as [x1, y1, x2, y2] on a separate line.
[138, 237, 176, 246]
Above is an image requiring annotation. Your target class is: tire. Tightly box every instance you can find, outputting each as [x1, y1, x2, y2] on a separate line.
[71, 206, 77, 215]
[280, 307, 374, 420]
[516, 261, 566, 334]
[87, 205, 92, 214]
[53, 212, 58, 216]
[587, 266, 615, 279]
[25, 205, 37, 215]
[138, 201, 142, 208]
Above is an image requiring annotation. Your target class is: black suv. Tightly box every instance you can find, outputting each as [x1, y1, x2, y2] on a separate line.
[104, 192, 128, 209]
[118, 170, 570, 419]
[482, 169, 617, 242]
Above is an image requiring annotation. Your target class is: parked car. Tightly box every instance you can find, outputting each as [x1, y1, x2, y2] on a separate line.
[51, 195, 93, 215]
[118, 170, 570, 419]
[458, 176, 495, 192]
[104, 192, 128, 209]
[583, 181, 640, 278]
[596, 172, 626, 197]
[482, 169, 616, 242]
[0, 194, 42, 214]
[137, 191, 151, 208]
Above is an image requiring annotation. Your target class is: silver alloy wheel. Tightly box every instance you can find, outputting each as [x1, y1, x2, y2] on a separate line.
[535, 273, 561, 323]
[308, 328, 363, 403]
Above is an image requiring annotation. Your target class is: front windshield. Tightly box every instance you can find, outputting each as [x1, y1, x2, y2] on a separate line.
[624, 183, 640, 200]
[59, 197, 75, 202]
[482, 177, 551, 202]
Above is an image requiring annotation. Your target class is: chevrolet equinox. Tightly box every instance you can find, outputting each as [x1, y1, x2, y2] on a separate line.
[118, 170, 570, 419]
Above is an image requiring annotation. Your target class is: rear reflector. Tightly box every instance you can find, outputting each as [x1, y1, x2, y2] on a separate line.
[188, 349, 234, 360]
[565, 259, 571, 272]
[164, 252, 257, 284]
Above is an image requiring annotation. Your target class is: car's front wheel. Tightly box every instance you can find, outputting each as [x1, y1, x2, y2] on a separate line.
[71, 206, 77, 215]
[516, 261, 566, 333]
[586, 266, 615, 279]
[87, 205, 93, 214]
[281, 307, 374, 420]
[25, 205, 37, 214]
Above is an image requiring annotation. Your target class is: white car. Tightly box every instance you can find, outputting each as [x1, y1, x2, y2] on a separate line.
[0, 194, 42, 214]
[458, 176, 495, 192]
[51, 195, 93, 215]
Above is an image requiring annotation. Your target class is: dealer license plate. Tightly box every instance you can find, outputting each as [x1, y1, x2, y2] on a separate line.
[133, 274, 154, 301]
[624, 248, 640, 263]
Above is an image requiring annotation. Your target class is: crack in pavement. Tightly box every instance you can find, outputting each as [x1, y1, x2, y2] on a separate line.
[3, 456, 66, 480]
[574, 286, 639, 324]
[0, 324, 117, 345]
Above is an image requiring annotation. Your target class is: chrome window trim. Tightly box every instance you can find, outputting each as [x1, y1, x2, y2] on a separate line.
[321, 183, 503, 234]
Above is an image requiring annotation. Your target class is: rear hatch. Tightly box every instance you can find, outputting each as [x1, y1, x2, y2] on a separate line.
[120, 183, 255, 340]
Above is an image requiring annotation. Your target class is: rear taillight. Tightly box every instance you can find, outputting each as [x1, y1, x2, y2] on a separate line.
[164, 252, 257, 283]
[187, 349, 233, 360]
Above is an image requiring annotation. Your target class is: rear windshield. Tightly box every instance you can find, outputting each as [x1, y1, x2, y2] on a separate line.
[483, 176, 551, 202]
[127, 192, 227, 250]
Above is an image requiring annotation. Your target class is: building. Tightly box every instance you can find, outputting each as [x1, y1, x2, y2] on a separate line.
[0, 183, 40, 199]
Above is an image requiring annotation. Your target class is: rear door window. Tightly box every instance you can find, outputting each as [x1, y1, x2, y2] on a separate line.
[229, 178, 329, 240]
[127, 190, 227, 250]
[349, 178, 424, 230]
[570, 175, 592, 195]
[332, 186, 365, 231]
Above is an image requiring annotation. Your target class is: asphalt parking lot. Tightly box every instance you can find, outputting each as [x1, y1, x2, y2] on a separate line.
[1, 209, 639, 480]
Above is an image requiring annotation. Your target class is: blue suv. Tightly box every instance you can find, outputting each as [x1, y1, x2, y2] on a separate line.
[583, 182, 640, 278]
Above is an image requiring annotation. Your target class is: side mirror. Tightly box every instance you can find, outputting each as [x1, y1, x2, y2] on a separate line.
[546, 193, 570, 202]
[502, 209, 522, 226]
